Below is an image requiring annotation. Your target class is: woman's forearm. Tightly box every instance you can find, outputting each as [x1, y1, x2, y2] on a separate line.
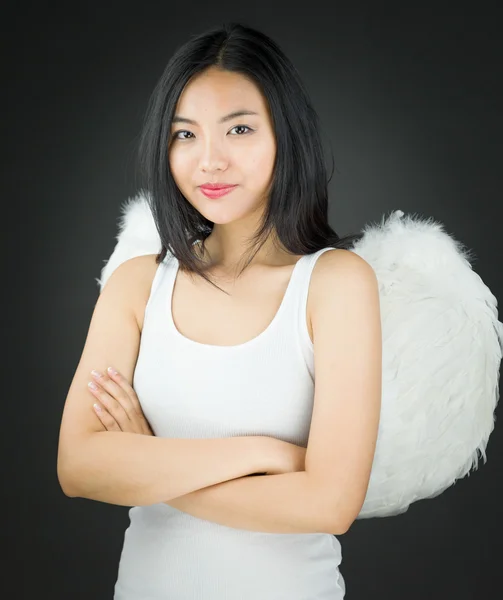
[164, 471, 342, 534]
[59, 433, 276, 506]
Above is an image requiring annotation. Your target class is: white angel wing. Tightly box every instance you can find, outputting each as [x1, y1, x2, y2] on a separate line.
[97, 193, 503, 519]
[351, 210, 503, 518]
[95, 190, 162, 292]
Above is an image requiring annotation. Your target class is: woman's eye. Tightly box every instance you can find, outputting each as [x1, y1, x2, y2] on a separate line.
[172, 130, 194, 140]
[230, 125, 252, 135]
[171, 125, 253, 141]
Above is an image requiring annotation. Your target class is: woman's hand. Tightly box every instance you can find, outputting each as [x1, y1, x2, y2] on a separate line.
[88, 367, 154, 435]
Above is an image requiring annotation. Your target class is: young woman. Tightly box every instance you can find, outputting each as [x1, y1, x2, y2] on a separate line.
[57, 22, 382, 599]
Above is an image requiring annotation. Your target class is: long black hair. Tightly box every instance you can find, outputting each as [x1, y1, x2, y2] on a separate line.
[136, 21, 364, 294]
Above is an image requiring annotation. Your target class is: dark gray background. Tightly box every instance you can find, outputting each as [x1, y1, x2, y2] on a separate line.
[4, 2, 502, 598]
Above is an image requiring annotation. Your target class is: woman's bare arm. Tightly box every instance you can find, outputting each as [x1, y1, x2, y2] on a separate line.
[57, 255, 276, 506]
[63, 432, 274, 506]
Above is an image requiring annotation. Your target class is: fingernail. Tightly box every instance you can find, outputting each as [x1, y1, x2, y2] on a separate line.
[107, 367, 117, 376]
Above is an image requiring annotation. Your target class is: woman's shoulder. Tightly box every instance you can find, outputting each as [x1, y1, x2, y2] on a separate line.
[313, 247, 372, 275]
[309, 247, 376, 314]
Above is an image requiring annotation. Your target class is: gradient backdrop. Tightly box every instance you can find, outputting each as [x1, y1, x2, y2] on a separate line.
[4, 3, 502, 599]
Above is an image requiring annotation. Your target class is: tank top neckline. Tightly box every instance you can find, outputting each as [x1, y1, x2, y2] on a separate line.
[165, 253, 309, 351]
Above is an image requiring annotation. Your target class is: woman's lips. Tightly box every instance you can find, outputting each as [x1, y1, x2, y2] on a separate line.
[199, 185, 238, 199]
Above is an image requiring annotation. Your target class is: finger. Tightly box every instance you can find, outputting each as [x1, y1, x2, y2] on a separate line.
[91, 371, 138, 421]
[92, 402, 121, 432]
[141, 419, 154, 436]
[105, 369, 154, 435]
[106, 368, 144, 416]
[88, 381, 134, 433]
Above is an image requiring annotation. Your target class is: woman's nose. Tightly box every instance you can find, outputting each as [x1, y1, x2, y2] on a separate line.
[198, 139, 229, 172]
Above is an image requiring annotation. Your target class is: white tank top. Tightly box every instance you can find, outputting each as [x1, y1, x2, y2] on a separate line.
[113, 247, 346, 599]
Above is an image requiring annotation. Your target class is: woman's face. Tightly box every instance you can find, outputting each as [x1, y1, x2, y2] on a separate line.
[168, 67, 277, 225]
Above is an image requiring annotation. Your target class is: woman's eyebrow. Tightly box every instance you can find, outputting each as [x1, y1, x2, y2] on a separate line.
[172, 110, 259, 125]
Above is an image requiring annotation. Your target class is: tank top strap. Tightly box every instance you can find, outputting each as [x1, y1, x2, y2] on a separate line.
[147, 252, 173, 297]
[287, 247, 340, 355]
[293, 246, 339, 306]
[141, 252, 175, 328]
